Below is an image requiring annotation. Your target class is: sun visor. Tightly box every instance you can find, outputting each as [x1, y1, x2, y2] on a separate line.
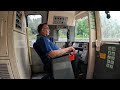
[75, 11, 88, 20]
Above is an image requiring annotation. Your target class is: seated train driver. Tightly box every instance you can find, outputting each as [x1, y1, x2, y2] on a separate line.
[34, 23, 80, 79]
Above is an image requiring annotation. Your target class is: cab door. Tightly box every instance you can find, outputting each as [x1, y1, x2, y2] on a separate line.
[0, 11, 9, 56]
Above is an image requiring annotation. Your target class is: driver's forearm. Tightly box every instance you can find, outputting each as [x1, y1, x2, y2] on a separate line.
[48, 47, 72, 58]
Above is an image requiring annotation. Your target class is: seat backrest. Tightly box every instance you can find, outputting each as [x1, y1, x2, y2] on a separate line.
[33, 42, 41, 58]
[33, 43, 52, 79]
[33, 42, 38, 53]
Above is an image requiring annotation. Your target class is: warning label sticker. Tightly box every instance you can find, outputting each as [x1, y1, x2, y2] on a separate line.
[100, 53, 106, 59]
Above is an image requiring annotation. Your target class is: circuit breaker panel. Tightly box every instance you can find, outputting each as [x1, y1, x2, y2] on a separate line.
[53, 16, 68, 25]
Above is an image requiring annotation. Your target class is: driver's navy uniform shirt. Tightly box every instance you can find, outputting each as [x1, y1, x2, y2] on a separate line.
[35, 34, 59, 65]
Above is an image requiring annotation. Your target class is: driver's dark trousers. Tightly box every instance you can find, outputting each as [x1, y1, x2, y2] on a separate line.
[42, 61, 53, 79]
[71, 54, 81, 78]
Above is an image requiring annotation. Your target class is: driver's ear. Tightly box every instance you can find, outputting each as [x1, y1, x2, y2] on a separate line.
[41, 28, 44, 32]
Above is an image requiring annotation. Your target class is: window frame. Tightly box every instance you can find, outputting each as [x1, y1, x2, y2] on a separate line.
[27, 14, 42, 47]
[97, 11, 120, 42]
[74, 12, 89, 42]
[58, 28, 68, 42]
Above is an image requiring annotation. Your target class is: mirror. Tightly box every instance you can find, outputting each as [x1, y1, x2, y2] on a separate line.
[105, 11, 111, 19]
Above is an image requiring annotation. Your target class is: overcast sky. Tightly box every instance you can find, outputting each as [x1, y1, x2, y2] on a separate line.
[28, 15, 42, 20]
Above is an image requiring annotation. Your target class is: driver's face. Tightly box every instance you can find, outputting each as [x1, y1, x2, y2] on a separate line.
[42, 24, 50, 36]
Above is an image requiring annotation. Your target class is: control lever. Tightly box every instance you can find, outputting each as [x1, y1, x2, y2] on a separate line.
[68, 50, 76, 61]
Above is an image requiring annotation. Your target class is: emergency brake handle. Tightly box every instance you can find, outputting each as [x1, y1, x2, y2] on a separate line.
[67, 29, 70, 42]
[67, 30, 69, 40]
[0, 18, 3, 38]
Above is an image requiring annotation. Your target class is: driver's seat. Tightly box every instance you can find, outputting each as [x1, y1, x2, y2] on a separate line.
[33, 42, 53, 79]
[33, 42, 75, 79]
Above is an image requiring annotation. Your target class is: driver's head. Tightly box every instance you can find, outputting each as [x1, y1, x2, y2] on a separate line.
[37, 23, 50, 36]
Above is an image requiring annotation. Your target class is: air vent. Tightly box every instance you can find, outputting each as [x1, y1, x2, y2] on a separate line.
[0, 64, 10, 79]
[16, 11, 22, 30]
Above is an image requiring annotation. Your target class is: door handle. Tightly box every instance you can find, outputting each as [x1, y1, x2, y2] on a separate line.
[0, 18, 3, 38]
[96, 40, 102, 51]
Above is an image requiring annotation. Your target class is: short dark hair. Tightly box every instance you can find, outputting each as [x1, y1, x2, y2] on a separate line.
[37, 23, 47, 33]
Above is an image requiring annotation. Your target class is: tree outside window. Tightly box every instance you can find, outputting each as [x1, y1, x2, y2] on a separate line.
[58, 29, 67, 42]
[75, 16, 89, 42]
